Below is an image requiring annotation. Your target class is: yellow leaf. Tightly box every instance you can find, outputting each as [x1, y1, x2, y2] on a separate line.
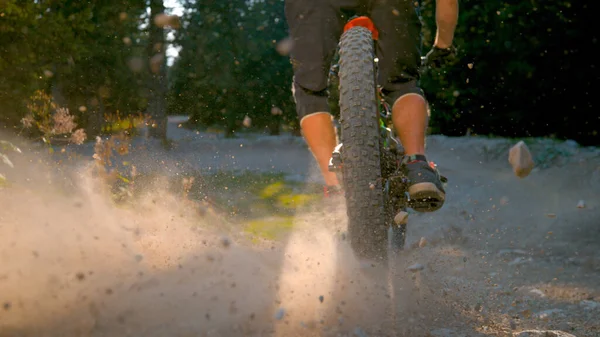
[259, 181, 285, 199]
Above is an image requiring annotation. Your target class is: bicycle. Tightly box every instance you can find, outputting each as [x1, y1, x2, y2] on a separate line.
[327, 15, 448, 262]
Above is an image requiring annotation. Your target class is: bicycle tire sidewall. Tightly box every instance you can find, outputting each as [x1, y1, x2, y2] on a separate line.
[338, 26, 387, 262]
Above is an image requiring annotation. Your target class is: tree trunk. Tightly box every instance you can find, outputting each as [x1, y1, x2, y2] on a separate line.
[268, 120, 280, 136]
[86, 95, 105, 138]
[146, 0, 168, 140]
[50, 66, 67, 108]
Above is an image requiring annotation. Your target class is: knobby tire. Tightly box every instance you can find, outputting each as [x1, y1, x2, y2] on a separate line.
[338, 27, 387, 261]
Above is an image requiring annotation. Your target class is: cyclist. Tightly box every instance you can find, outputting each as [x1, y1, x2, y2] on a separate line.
[284, 0, 458, 212]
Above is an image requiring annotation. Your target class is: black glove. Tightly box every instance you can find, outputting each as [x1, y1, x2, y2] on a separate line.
[423, 45, 457, 69]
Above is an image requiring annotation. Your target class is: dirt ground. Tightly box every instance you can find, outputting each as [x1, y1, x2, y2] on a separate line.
[1, 117, 599, 337]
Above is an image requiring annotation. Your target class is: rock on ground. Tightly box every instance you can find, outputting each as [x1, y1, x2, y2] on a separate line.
[514, 330, 576, 337]
[429, 328, 464, 337]
[509, 140, 535, 178]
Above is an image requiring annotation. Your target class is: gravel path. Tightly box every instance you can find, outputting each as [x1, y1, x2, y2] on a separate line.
[1, 117, 599, 336]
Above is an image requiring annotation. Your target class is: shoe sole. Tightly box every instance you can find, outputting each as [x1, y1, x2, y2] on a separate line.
[408, 182, 445, 212]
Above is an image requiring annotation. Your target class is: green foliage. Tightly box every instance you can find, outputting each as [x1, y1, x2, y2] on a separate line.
[1, 0, 595, 144]
[92, 131, 139, 204]
[168, 0, 295, 136]
[20, 90, 88, 153]
[0, 0, 150, 135]
[420, 0, 595, 144]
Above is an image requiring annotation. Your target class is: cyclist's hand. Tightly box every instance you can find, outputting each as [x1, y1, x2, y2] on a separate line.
[423, 45, 457, 69]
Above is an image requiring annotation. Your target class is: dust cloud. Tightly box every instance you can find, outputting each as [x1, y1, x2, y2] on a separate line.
[3, 129, 600, 336]
[0, 135, 399, 337]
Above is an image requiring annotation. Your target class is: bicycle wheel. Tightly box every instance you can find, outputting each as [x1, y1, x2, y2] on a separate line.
[338, 26, 387, 261]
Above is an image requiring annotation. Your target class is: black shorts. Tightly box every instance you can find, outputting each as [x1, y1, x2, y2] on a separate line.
[285, 0, 425, 121]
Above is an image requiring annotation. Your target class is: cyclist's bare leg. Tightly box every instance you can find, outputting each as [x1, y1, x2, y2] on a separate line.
[391, 93, 445, 211]
[301, 112, 340, 187]
[391, 94, 428, 156]
[369, 0, 445, 211]
[283, 0, 343, 190]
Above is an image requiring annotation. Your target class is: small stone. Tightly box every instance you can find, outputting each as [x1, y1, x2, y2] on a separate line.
[75, 272, 86, 281]
[220, 236, 231, 248]
[508, 141, 535, 178]
[520, 309, 532, 318]
[153, 13, 180, 29]
[429, 328, 460, 337]
[533, 308, 564, 319]
[407, 263, 425, 272]
[514, 330, 575, 337]
[497, 249, 528, 257]
[577, 200, 586, 208]
[564, 139, 578, 148]
[275, 37, 293, 56]
[274, 308, 285, 320]
[318, 295, 324, 303]
[580, 300, 600, 310]
[508, 257, 532, 266]
[418, 237, 427, 248]
[242, 115, 252, 128]
[354, 327, 368, 337]
[529, 288, 546, 297]
[153, 13, 170, 27]
[556, 322, 572, 333]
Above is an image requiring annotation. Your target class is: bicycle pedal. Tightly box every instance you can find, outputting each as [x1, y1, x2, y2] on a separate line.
[408, 197, 444, 212]
[328, 156, 343, 172]
[328, 161, 342, 172]
[328, 144, 344, 172]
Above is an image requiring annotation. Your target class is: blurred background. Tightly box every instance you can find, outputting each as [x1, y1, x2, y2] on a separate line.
[0, 0, 595, 144]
